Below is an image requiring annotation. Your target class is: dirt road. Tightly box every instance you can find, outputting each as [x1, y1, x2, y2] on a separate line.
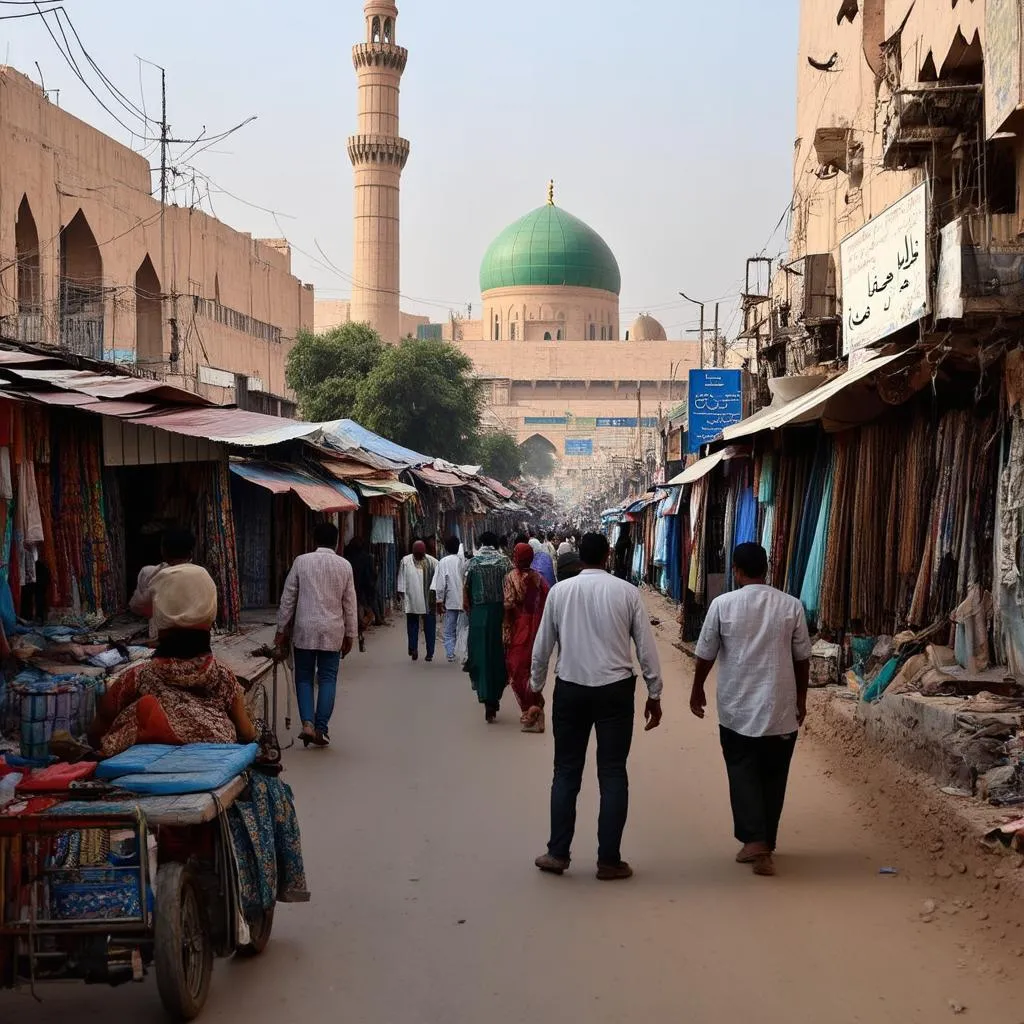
[4, 615, 1020, 1022]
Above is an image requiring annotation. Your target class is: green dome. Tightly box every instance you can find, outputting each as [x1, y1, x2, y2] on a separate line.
[479, 203, 621, 296]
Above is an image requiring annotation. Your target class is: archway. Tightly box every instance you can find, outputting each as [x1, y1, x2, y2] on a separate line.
[15, 196, 40, 314]
[59, 209, 103, 357]
[135, 254, 162, 363]
[520, 433, 557, 480]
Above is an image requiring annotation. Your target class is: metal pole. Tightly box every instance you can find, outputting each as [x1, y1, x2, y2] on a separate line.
[713, 302, 720, 367]
[699, 303, 705, 370]
[159, 67, 167, 290]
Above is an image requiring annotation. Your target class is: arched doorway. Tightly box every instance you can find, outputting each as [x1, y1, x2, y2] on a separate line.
[520, 433, 557, 480]
[135, 255, 162, 363]
[14, 196, 41, 342]
[59, 209, 103, 357]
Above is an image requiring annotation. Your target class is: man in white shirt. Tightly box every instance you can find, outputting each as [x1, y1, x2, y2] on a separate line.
[690, 542, 812, 877]
[432, 536, 465, 664]
[530, 533, 663, 881]
[398, 540, 439, 662]
[542, 532, 558, 561]
[275, 522, 358, 748]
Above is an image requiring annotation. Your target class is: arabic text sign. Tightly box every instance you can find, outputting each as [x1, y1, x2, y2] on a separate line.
[564, 438, 593, 456]
[840, 182, 929, 363]
[687, 369, 742, 453]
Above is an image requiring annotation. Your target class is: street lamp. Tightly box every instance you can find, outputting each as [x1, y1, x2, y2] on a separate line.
[678, 292, 721, 369]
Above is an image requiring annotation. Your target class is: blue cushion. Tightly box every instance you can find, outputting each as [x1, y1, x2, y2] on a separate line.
[99, 743, 258, 794]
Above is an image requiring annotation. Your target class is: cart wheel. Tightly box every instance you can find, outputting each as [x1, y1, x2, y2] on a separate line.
[154, 863, 213, 1021]
[236, 905, 275, 957]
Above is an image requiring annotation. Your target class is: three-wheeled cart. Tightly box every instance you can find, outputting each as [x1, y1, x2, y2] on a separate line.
[0, 774, 272, 1020]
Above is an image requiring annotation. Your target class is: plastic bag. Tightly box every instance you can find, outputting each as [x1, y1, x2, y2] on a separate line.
[454, 613, 469, 663]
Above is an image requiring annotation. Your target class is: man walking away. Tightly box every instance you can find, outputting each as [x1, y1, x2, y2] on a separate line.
[398, 540, 439, 662]
[530, 533, 663, 880]
[690, 542, 811, 877]
[343, 536, 377, 653]
[433, 536, 465, 663]
[276, 522, 358, 748]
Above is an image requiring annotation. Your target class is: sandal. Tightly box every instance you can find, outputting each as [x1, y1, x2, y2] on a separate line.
[300, 723, 316, 748]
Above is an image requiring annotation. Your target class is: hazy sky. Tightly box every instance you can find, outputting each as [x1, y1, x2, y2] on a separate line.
[3, 1, 799, 336]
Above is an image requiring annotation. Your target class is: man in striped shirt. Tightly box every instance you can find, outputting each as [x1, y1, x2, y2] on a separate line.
[275, 522, 358, 748]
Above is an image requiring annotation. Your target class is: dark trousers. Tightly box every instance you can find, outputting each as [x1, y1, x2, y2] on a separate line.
[548, 676, 636, 864]
[406, 612, 437, 658]
[719, 726, 797, 849]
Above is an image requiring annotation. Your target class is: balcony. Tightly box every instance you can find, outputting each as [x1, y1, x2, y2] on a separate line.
[0, 310, 45, 345]
[881, 83, 982, 170]
[936, 213, 1024, 319]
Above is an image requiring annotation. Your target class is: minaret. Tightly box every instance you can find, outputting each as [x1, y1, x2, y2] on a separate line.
[347, 1, 409, 342]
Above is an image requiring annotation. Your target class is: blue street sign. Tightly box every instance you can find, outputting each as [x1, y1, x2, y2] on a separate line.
[565, 438, 594, 456]
[688, 369, 743, 453]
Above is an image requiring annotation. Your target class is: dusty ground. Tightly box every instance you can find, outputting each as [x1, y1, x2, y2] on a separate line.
[4, 602, 1023, 1023]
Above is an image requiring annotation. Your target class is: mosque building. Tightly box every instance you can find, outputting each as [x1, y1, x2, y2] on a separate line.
[315, 1, 703, 494]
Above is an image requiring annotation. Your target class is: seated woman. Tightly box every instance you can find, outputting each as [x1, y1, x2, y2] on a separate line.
[91, 564, 257, 758]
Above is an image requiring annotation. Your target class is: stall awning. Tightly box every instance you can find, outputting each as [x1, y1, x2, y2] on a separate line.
[353, 478, 418, 498]
[721, 351, 910, 441]
[229, 462, 359, 512]
[413, 466, 465, 488]
[668, 445, 751, 485]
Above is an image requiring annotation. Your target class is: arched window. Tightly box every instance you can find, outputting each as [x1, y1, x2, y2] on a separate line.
[383, 17, 393, 42]
[493, 314, 500, 341]
[589, 324, 596, 340]
[510, 321, 517, 341]
[371, 16, 381, 42]
[135, 254, 162, 363]
[15, 196, 40, 315]
[556, 329, 562, 341]
[543, 331, 552, 341]
[600, 326, 607, 340]
[59, 209, 104, 358]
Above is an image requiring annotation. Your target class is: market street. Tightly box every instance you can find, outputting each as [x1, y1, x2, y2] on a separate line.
[4, 613, 1021, 1024]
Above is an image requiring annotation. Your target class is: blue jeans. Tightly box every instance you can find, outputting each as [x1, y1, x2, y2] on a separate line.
[406, 613, 437, 658]
[442, 609, 460, 661]
[293, 649, 341, 733]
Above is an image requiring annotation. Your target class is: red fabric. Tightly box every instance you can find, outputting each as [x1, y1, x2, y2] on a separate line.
[17, 762, 95, 792]
[503, 570, 548, 715]
[134, 694, 179, 745]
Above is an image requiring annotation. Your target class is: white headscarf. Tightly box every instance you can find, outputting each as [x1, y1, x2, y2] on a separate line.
[151, 564, 218, 633]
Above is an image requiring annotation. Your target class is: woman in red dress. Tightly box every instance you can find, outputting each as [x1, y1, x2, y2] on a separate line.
[503, 543, 550, 733]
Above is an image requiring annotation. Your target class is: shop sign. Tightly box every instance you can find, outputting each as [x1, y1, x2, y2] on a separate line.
[687, 369, 742, 453]
[565, 438, 593, 456]
[840, 182, 929, 366]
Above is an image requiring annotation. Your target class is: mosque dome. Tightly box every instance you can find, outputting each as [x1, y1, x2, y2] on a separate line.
[479, 189, 621, 296]
[629, 313, 667, 341]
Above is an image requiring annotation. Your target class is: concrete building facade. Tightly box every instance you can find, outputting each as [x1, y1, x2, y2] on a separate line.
[0, 66, 312, 410]
[347, 0, 409, 342]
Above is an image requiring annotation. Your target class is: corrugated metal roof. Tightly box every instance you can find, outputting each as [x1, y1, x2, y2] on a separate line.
[413, 466, 465, 488]
[322, 419, 431, 467]
[229, 462, 358, 512]
[0, 367, 203, 404]
[480, 476, 514, 499]
[353, 478, 418, 497]
[128, 407, 321, 446]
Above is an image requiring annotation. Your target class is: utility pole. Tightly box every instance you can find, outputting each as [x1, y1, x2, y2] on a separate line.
[159, 66, 167, 284]
[680, 291, 706, 370]
[713, 302, 720, 367]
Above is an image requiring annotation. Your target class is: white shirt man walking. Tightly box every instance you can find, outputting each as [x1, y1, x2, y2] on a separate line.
[690, 542, 812, 877]
[275, 521, 358, 749]
[398, 540, 439, 662]
[432, 536, 465, 663]
[530, 532, 663, 880]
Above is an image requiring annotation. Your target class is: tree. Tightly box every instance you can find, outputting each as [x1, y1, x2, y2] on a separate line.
[354, 338, 484, 462]
[285, 322, 385, 421]
[475, 429, 522, 483]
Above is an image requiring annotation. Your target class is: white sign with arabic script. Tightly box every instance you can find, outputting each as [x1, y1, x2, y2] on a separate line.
[840, 182, 929, 365]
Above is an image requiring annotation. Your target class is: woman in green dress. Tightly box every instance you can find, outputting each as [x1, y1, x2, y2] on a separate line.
[464, 532, 513, 723]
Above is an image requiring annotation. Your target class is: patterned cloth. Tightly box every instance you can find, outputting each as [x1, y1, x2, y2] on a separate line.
[99, 656, 241, 757]
[277, 548, 359, 652]
[503, 569, 548, 714]
[227, 773, 308, 915]
[465, 547, 512, 606]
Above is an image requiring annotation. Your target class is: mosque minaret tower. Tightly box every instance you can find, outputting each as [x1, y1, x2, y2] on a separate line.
[347, 0, 409, 341]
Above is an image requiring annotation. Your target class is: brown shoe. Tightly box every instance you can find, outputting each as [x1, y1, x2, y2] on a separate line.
[752, 853, 776, 876]
[736, 842, 769, 864]
[535, 853, 570, 875]
[596, 861, 634, 881]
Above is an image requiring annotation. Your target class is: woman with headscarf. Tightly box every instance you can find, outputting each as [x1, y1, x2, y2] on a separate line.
[463, 532, 513, 723]
[503, 543, 550, 733]
[91, 564, 257, 757]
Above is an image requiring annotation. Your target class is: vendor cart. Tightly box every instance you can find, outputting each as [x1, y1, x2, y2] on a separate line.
[0, 773, 272, 1021]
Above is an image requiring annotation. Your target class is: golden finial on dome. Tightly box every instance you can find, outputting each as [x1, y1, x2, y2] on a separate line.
[547, 179, 555, 206]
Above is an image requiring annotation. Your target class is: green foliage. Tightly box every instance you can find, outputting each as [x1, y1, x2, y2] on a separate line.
[475, 429, 523, 483]
[354, 339, 484, 463]
[285, 323, 385, 422]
